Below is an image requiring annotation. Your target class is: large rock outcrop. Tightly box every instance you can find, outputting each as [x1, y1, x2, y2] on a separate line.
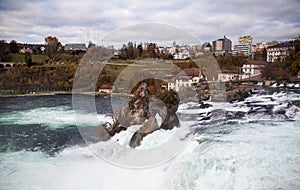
[98, 82, 180, 148]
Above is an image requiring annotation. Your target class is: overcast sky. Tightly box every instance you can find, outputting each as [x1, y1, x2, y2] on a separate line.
[0, 0, 299, 46]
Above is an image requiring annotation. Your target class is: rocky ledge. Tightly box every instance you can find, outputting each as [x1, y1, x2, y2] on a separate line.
[97, 81, 180, 148]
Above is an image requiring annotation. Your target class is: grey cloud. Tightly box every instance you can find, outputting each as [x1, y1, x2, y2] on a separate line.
[0, 0, 41, 11]
[0, 0, 299, 45]
[104, 23, 200, 48]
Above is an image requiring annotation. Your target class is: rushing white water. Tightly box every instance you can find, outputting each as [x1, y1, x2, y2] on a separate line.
[167, 121, 300, 190]
[0, 106, 112, 128]
[1, 91, 300, 190]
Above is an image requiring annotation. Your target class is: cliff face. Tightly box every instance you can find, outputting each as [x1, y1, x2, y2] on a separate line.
[98, 82, 180, 148]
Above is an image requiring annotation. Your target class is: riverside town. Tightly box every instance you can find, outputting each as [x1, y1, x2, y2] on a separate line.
[0, 35, 299, 97]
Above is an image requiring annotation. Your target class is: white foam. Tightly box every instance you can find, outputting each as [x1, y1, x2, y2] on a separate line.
[0, 106, 112, 128]
[285, 105, 300, 120]
[111, 125, 142, 147]
[166, 121, 300, 190]
[137, 127, 179, 149]
[224, 104, 251, 112]
[0, 148, 169, 190]
[2, 92, 300, 190]
[256, 82, 263, 86]
[271, 83, 277, 88]
[3, 119, 300, 190]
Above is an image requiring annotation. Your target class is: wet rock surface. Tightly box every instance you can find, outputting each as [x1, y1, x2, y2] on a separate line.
[98, 82, 180, 148]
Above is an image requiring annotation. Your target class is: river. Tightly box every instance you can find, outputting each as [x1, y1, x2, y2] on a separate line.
[0, 88, 300, 190]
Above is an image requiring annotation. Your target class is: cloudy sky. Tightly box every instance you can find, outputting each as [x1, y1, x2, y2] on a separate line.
[0, 0, 299, 46]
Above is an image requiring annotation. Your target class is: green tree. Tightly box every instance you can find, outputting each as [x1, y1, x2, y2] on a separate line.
[9, 40, 19, 53]
[262, 48, 267, 61]
[0, 40, 11, 62]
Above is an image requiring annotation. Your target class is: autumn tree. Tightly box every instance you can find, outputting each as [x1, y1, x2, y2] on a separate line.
[120, 44, 128, 59]
[45, 36, 61, 58]
[137, 43, 143, 57]
[291, 40, 300, 75]
[261, 63, 277, 80]
[147, 43, 157, 58]
[277, 68, 290, 80]
[254, 47, 267, 61]
[289, 52, 300, 76]
[127, 42, 134, 59]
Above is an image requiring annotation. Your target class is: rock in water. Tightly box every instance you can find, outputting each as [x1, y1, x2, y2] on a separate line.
[160, 113, 179, 130]
[226, 88, 250, 102]
[129, 117, 158, 148]
[102, 81, 181, 148]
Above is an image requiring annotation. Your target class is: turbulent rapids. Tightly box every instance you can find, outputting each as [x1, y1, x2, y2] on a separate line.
[1, 88, 300, 190]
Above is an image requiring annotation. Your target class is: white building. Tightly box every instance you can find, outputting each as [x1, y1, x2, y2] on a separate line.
[168, 76, 201, 91]
[242, 62, 264, 75]
[19, 47, 33, 54]
[158, 46, 166, 54]
[233, 44, 252, 57]
[267, 43, 295, 62]
[218, 73, 239, 82]
[218, 61, 265, 82]
[233, 36, 252, 57]
[167, 70, 206, 91]
[173, 50, 189, 60]
[168, 41, 190, 60]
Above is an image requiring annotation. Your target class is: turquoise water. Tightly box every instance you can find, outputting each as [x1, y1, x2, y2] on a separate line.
[0, 92, 300, 190]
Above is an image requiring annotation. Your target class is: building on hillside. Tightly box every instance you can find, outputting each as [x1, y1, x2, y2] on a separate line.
[98, 88, 112, 94]
[19, 47, 33, 54]
[288, 36, 300, 42]
[212, 36, 232, 56]
[167, 71, 205, 91]
[242, 61, 265, 75]
[218, 73, 243, 82]
[238, 36, 252, 45]
[233, 44, 252, 57]
[267, 42, 295, 62]
[40, 46, 45, 52]
[168, 41, 190, 60]
[256, 41, 281, 52]
[158, 46, 166, 54]
[201, 42, 212, 52]
[218, 61, 265, 82]
[64, 43, 87, 51]
[167, 76, 197, 91]
[233, 36, 253, 57]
